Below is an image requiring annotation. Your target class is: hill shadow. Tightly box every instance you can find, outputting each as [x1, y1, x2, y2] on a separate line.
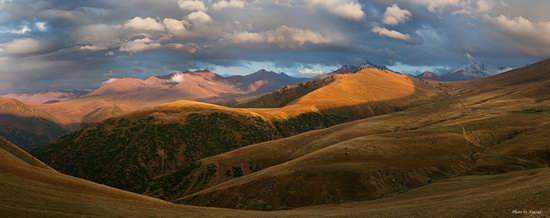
[0, 113, 68, 151]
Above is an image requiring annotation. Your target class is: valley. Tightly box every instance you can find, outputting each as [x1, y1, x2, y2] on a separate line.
[2, 59, 549, 217]
[23, 59, 550, 216]
[2, 1, 549, 217]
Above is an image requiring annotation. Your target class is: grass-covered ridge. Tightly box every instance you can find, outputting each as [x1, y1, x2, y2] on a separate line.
[35, 109, 349, 196]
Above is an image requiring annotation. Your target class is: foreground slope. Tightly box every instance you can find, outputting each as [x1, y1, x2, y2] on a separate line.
[0, 136, 252, 217]
[3, 134, 550, 217]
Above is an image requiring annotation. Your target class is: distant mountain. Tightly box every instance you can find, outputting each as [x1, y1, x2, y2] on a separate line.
[2, 89, 90, 105]
[87, 69, 305, 103]
[225, 69, 306, 95]
[331, 61, 389, 75]
[415, 71, 442, 80]
[35, 67, 443, 202]
[414, 61, 492, 82]
[441, 61, 490, 81]
[32, 69, 305, 127]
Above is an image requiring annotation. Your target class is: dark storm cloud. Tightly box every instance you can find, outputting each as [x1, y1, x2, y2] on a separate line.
[0, 0, 548, 91]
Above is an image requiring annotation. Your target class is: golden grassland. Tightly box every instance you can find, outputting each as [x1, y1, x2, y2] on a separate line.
[2, 60, 550, 217]
[2, 135, 549, 217]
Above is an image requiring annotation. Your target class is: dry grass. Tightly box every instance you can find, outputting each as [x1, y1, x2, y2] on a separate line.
[4, 60, 550, 217]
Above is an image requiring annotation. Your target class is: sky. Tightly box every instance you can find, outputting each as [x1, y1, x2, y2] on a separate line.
[0, 0, 549, 92]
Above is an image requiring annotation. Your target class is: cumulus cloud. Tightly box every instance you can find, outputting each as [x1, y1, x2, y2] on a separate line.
[213, 0, 245, 11]
[163, 18, 188, 37]
[119, 37, 161, 53]
[79, 45, 107, 51]
[186, 11, 212, 24]
[476, 0, 494, 13]
[301, 68, 325, 75]
[383, 4, 412, 25]
[305, 0, 365, 21]
[411, 0, 461, 12]
[74, 24, 121, 49]
[1, 38, 54, 56]
[229, 25, 343, 48]
[35, 22, 47, 32]
[11, 26, 31, 34]
[165, 43, 198, 53]
[170, 73, 185, 83]
[371, 26, 411, 41]
[124, 17, 165, 31]
[484, 14, 550, 56]
[178, 0, 207, 11]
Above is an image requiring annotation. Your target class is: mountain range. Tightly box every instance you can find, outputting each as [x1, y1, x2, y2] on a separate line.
[0, 69, 305, 151]
[2, 59, 550, 216]
[415, 60, 518, 81]
[35, 67, 440, 196]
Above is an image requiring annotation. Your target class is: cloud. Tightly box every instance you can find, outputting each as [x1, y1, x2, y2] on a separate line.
[371, 26, 411, 41]
[476, 0, 493, 13]
[212, 0, 245, 11]
[35, 22, 47, 32]
[79, 45, 107, 52]
[165, 43, 198, 53]
[411, 0, 461, 12]
[102, 78, 118, 84]
[186, 11, 212, 24]
[169, 73, 185, 83]
[305, 0, 365, 21]
[178, 0, 207, 12]
[1, 38, 54, 56]
[228, 25, 343, 48]
[483, 14, 550, 56]
[119, 38, 161, 53]
[74, 24, 121, 49]
[301, 67, 325, 75]
[162, 18, 188, 37]
[11, 26, 31, 34]
[383, 4, 413, 25]
[124, 17, 165, 32]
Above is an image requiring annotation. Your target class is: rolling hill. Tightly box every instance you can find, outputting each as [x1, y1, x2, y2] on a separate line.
[5, 60, 550, 217]
[33, 69, 305, 127]
[34, 67, 444, 199]
[3, 134, 550, 217]
[0, 97, 68, 151]
[0, 135, 258, 217]
[157, 59, 550, 209]
[243, 67, 443, 119]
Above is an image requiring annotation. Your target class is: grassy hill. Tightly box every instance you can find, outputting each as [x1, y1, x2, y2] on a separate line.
[0, 135, 257, 217]
[31, 61, 550, 213]
[34, 68, 443, 200]
[248, 67, 443, 119]
[166, 60, 550, 209]
[0, 97, 68, 151]
[3, 134, 550, 217]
